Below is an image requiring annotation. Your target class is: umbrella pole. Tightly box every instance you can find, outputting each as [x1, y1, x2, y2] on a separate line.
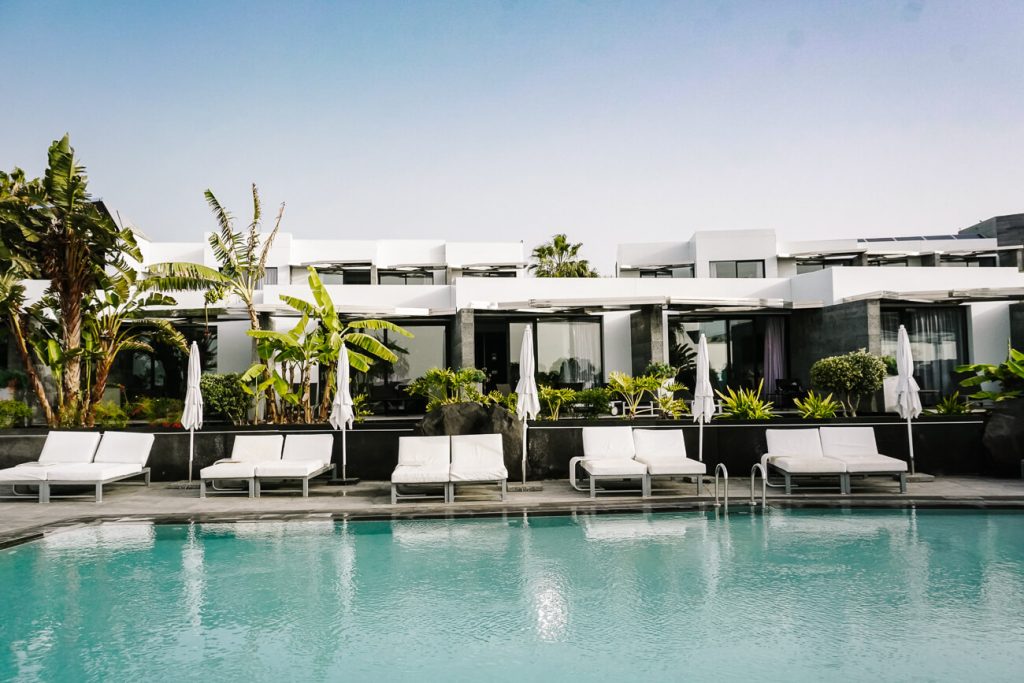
[188, 428, 194, 483]
[906, 417, 915, 475]
[521, 420, 528, 486]
[342, 429, 348, 481]
[698, 420, 704, 462]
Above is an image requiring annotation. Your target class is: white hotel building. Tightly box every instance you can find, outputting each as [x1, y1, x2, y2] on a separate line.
[54, 212, 1024, 412]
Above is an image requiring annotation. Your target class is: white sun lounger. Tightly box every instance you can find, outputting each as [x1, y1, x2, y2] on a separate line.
[254, 433, 336, 497]
[572, 427, 650, 498]
[391, 436, 451, 504]
[632, 429, 706, 496]
[41, 432, 154, 503]
[763, 428, 848, 494]
[200, 434, 283, 498]
[449, 434, 508, 501]
[819, 427, 908, 493]
[0, 431, 103, 501]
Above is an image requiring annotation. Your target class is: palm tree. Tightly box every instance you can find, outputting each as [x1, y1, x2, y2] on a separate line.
[0, 136, 140, 425]
[529, 233, 599, 277]
[146, 184, 284, 421]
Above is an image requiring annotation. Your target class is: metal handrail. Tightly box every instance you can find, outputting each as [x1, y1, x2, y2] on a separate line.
[713, 463, 729, 511]
[750, 463, 767, 507]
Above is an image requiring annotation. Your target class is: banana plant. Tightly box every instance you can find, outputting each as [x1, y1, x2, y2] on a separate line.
[956, 343, 1024, 402]
[607, 371, 663, 418]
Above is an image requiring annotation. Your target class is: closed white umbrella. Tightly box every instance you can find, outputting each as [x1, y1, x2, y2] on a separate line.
[895, 324, 922, 475]
[181, 341, 203, 483]
[691, 333, 716, 462]
[330, 344, 357, 483]
[515, 326, 541, 486]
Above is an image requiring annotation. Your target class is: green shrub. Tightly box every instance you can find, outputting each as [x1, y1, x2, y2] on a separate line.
[793, 390, 841, 419]
[539, 386, 576, 421]
[715, 380, 775, 420]
[810, 349, 886, 417]
[607, 371, 662, 419]
[880, 355, 898, 376]
[642, 362, 677, 380]
[925, 391, 973, 415]
[93, 401, 129, 428]
[483, 390, 518, 415]
[406, 367, 487, 412]
[573, 387, 611, 418]
[200, 373, 252, 425]
[0, 399, 32, 428]
[352, 393, 372, 423]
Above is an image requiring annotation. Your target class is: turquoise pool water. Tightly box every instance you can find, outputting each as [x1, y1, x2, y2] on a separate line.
[1, 510, 1022, 682]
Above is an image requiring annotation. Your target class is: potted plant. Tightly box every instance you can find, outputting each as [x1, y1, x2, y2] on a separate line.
[809, 349, 886, 417]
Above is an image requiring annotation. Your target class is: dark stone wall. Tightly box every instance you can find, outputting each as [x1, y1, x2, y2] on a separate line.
[629, 305, 665, 375]
[450, 310, 474, 369]
[1010, 303, 1024, 351]
[790, 300, 881, 388]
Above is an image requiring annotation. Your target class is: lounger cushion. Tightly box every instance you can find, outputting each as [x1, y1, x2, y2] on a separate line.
[582, 459, 648, 476]
[38, 431, 103, 464]
[0, 464, 53, 482]
[633, 429, 687, 462]
[391, 465, 450, 484]
[450, 434, 508, 482]
[397, 436, 450, 468]
[282, 434, 334, 465]
[200, 462, 256, 479]
[255, 460, 328, 477]
[827, 454, 907, 473]
[818, 427, 882, 457]
[765, 429, 824, 458]
[582, 427, 635, 460]
[230, 435, 284, 463]
[45, 463, 143, 482]
[94, 432, 155, 465]
[765, 455, 845, 474]
[643, 457, 706, 476]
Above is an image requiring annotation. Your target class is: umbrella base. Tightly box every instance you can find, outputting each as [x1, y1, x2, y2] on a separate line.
[329, 477, 361, 486]
[906, 473, 935, 483]
[507, 483, 544, 492]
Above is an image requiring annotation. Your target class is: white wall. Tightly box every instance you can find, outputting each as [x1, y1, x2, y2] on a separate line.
[968, 302, 1011, 365]
[215, 320, 254, 374]
[692, 230, 779, 277]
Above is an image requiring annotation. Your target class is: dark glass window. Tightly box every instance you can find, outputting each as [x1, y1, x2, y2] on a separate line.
[710, 260, 765, 278]
[378, 270, 439, 285]
[459, 269, 517, 278]
[639, 265, 695, 278]
[108, 325, 217, 400]
[881, 307, 966, 405]
[668, 316, 786, 394]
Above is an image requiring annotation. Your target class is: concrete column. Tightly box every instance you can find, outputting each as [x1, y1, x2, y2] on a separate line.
[1010, 303, 1024, 351]
[629, 305, 666, 375]
[449, 310, 475, 369]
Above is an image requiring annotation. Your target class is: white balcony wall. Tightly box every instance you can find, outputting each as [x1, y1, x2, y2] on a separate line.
[692, 230, 779, 277]
[444, 241, 525, 267]
[263, 284, 453, 315]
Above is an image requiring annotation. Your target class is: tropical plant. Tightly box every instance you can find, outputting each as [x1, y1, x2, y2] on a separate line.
[129, 397, 185, 425]
[92, 400, 129, 428]
[352, 393, 372, 423]
[0, 136, 142, 426]
[200, 373, 252, 425]
[655, 389, 690, 419]
[146, 184, 285, 421]
[0, 399, 32, 428]
[529, 233, 598, 278]
[956, 344, 1024, 403]
[793, 390, 841, 419]
[924, 391, 973, 415]
[539, 385, 576, 420]
[483, 390, 518, 414]
[607, 371, 662, 418]
[643, 362, 677, 380]
[881, 355, 898, 376]
[809, 349, 886, 417]
[405, 367, 487, 412]
[715, 380, 776, 420]
[241, 267, 409, 423]
[573, 387, 611, 418]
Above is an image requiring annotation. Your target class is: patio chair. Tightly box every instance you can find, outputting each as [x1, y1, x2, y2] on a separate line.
[391, 435, 451, 504]
[571, 427, 650, 498]
[632, 428, 706, 496]
[199, 434, 284, 499]
[40, 432, 154, 503]
[0, 431, 102, 501]
[449, 434, 508, 501]
[763, 428, 848, 494]
[819, 427, 908, 493]
[254, 433, 336, 498]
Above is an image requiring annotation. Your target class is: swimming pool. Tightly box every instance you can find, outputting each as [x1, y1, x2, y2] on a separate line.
[1, 510, 1022, 682]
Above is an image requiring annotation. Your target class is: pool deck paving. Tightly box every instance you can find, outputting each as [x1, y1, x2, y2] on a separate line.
[2, 475, 1023, 547]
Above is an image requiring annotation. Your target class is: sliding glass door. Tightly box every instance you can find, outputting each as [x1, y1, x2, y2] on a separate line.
[881, 306, 966, 404]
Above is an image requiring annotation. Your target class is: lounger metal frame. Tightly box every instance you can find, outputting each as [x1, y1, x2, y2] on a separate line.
[254, 463, 337, 498]
[449, 478, 507, 502]
[844, 470, 908, 494]
[36, 468, 151, 503]
[647, 473, 704, 496]
[569, 457, 651, 498]
[765, 463, 849, 494]
[390, 481, 451, 505]
[200, 474, 256, 499]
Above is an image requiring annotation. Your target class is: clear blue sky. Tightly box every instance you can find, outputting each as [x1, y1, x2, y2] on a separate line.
[1, 0, 1022, 271]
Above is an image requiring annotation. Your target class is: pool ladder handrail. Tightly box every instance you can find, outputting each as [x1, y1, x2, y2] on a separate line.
[713, 463, 728, 511]
[750, 463, 767, 508]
